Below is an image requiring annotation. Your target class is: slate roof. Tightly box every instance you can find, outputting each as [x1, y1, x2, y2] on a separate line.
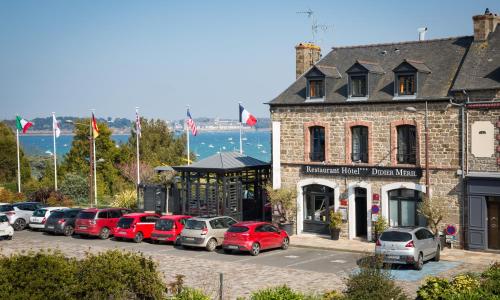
[174, 152, 270, 172]
[356, 60, 385, 74]
[270, 36, 473, 105]
[452, 28, 500, 91]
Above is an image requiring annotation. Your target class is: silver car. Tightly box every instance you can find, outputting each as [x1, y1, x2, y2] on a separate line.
[375, 227, 440, 270]
[0, 202, 45, 231]
[180, 216, 237, 251]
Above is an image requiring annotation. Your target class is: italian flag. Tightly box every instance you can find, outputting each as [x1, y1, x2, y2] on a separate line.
[16, 116, 33, 134]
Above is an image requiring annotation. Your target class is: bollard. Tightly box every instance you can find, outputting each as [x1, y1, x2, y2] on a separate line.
[219, 273, 223, 300]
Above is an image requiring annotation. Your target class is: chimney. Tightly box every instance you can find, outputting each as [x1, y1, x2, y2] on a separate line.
[418, 27, 427, 41]
[295, 42, 321, 79]
[473, 8, 500, 41]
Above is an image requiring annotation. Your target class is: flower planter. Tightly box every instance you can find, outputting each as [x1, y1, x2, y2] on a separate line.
[279, 223, 295, 236]
[330, 228, 340, 240]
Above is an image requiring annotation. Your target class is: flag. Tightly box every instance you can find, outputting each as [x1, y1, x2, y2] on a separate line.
[186, 109, 198, 136]
[91, 113, 99, 138]
[16, 116, 33, 134]
[52, 114, 61, 138]
[135, 111, 141, 138]
[239, 104, 257, 126]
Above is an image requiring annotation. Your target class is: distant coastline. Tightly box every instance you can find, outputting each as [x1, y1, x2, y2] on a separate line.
[21, 127, 271, 136]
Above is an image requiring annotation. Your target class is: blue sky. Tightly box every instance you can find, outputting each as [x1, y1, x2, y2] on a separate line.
[1, 0, 499, 120]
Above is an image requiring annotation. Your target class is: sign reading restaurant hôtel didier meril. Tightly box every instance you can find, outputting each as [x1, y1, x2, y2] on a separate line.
[302, 165, 422, 179]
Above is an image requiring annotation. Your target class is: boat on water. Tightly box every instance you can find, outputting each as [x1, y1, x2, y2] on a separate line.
[208, 144, 214, 148]
[242, 137, 248, 141]
[227, 137, 233, 141]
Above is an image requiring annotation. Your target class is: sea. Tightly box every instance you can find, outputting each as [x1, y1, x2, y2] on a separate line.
[19, 130, 271, 163]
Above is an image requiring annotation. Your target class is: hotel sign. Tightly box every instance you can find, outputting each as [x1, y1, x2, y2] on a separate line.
[302, 165, 422, 179]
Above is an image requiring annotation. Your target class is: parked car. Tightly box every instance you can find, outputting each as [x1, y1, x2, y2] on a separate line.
[29, 207, 68, 231]
[222, 221, 290, 256]
[0, 202, 45, 231]
[0, 213, 14, 240]
[74, 208, 130, 239]
[180, 216, 237, 251]
[44, 208, 83, 236]
[113, 212, 160, 243]
[375, 227, 440, 270]
[151, 215, 192, 245]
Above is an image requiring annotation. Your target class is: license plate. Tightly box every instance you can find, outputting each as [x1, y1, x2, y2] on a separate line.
[386, 255, 400, 260]
[157, 237, 166, 241]
[119, 231, 126, 235]
[47, 226, 54, 229]
[184, 237, 194, 241]
[79, 226, 87, 230]
[226, 245, 238, 250]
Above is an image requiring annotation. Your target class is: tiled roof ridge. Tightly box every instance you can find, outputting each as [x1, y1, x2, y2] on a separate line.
[331, 35, 472, 50]
[356, 59, 380, 65]
[405, 59, 425, 64]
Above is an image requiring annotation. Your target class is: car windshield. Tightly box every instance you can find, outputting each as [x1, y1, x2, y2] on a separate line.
[185, 219, 206, 230]
[227, 226, 249, 233]
[155, 219, 174, 231]
[0, 205, 13, 212]
[0, 215, 8, 222]
[117, 218, 134, 229]
[50, 211, 65, 218]
[380, 231, 413, 242]
[78, 211, 96, 219]
[33, 209, 47, 217]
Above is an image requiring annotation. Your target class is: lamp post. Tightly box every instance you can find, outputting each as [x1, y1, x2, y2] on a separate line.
[405, 102, 430, 197]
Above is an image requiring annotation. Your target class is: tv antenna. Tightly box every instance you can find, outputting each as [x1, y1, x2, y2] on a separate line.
[297, 9, 330, 44]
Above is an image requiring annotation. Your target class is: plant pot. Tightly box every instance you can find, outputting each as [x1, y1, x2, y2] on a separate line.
[278, 223, 295, 236]
[330, 228, 340, 240]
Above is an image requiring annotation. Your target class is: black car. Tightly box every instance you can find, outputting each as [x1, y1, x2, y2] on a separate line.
[44, 208, 83, 236]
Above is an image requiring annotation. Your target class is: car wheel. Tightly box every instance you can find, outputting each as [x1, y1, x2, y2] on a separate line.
[414, 253, 424, 270]
[114, 237, 122, 241]
[6, 235, 13, 240]
[174, 236, 182, 246]
[281, 237, 290, 250]
[206, 238, 217, 252]
[63, 225, 74, 237]
[223, 249, 232, 254]
[98, 227, 110, 240]
[250, 243, 260, 256]
[13, 219, 26, 231]
[133, 232, 144, 243]
[433, 247, 441, 262]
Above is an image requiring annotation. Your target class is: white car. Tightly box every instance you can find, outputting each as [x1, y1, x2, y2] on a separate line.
[29, 207, 67, 230]
[0, 213, 14, 240]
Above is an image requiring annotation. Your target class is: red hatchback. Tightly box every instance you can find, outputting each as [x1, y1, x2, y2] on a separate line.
[223, 221, 290, 256]
[151, 215, 192, 245]
[74, 208, 130, 239]
[113, 212, 160, 243]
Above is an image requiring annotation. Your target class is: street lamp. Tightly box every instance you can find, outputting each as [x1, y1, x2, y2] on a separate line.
[404, 102, 430, 198]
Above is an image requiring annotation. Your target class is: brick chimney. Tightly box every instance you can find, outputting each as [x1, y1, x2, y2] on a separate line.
[473, 8, 500, 41]
[295, 42, 321, 79]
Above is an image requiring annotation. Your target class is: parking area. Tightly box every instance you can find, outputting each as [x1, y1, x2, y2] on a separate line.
[0, 230, 486, 298]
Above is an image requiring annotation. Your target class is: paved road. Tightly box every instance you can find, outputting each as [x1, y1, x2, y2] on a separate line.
[0, 230, 485, 299]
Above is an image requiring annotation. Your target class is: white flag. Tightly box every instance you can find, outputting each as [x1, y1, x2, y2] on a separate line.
[53, 115, 61, 138]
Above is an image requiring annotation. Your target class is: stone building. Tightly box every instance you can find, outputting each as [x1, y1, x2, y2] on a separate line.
[268, 9, 500, 250]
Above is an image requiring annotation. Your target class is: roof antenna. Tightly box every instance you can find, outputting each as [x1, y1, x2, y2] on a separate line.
[297, 9, 330, 44]
[418, 27, 428, 41]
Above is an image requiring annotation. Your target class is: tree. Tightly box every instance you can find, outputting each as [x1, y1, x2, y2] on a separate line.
[418, 197, 448, 236]
[59, 173, 89, 205]
[116, 161, 155, 185]
[61, 119, 125, 197]
[0, 122, 31, 185]
[264, 184, 297, 224]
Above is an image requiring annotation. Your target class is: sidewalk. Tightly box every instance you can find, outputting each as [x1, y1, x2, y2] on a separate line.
[290, 233, 500, 266]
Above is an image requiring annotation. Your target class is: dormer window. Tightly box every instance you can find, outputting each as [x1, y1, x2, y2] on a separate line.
[346, 60, 384, 100]
[308, 79, 324, 99]
[393, 59, 430, 99]
[303, 65, 341, 102]
[350, 75, 367, 97]
[397, 74, 416, 95]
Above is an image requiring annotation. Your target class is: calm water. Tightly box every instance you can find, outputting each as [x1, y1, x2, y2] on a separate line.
[19, 130, 271, 163]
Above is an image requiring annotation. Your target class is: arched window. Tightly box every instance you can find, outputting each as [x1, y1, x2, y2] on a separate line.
[388, 189, 426, 227]
[351, 126, 368, 163]
[309, 126, 325, 162]
[397, 125, 416, 164]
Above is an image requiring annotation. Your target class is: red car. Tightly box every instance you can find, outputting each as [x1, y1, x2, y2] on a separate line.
[223, 221, 290, 256]
[151, 215, 192, 245]
[74, 208, 130, 239]
[113, 212, 160, 243]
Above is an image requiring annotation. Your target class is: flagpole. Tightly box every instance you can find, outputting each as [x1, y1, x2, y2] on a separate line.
[92, 110, 97, 207]
[239, 102, 243, 154]
[52, 112, 58, 191]
[186, 106, 190, 165]
[88, 116, 93, 208]
[16, 127, 21, 193]
[135, 107, 140, 187]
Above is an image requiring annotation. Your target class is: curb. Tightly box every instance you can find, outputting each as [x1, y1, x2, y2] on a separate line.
[290, 243, 374, 255]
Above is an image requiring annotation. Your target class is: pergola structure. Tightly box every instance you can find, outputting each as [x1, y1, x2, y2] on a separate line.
[173, 152, 271, 221]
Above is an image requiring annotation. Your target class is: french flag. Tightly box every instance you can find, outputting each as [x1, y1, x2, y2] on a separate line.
[239, 104, 257, 126]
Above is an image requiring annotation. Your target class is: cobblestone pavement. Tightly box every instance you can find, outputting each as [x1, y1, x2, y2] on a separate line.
[0, 231, 490, 299]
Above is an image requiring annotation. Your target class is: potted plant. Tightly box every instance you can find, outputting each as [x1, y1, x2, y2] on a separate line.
[265, 184, 297, 236]
[373, 216, 388, 241]
[329, 210, 343, 240]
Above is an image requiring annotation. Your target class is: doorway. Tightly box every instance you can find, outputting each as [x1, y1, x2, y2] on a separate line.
[303, 184, 335, 234]
[487, 197, 500, 250]
[355, 187, 367, 238]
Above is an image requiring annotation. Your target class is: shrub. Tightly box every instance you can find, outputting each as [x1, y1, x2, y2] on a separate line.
[76, 250, 166, 299]
[0, 249, 78, 300]
[344, 267, 408, 300]
[250, 285, 318, 300]
[322, 290, 345, 300]
[417, 277, 451, 300]
[172, 288, 210, 300]
[481, 262, 500, 295]
[111, 189, 138, 209]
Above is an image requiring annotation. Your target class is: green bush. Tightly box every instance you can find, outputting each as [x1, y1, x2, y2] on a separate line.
[417, 276, 451, 300]
[171, 287, 210, 300]
[250, 285, 317, 300]
[344, 267, 408, 300]
[482, 262, 500, 295]
[111, 189, 138, 209]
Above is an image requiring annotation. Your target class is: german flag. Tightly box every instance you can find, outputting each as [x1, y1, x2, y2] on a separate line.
[91, 113, 99, 138]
